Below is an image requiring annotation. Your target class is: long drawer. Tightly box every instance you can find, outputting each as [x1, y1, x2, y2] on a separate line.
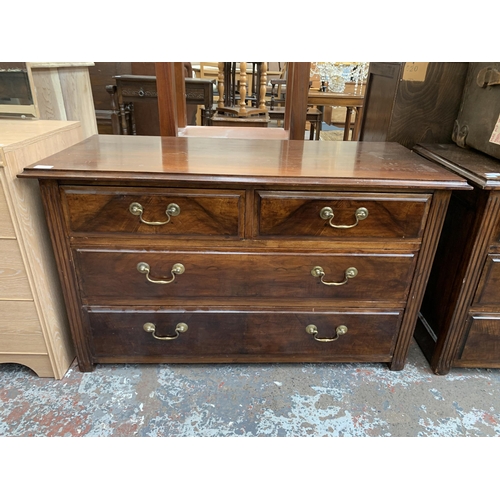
[86, 307, 403, 362]
[61, 186, 245, 238]
[75, 249, 417, 303]
[257, 191, 431, 240]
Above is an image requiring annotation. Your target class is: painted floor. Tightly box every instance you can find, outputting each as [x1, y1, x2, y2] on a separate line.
[1, 340, 500, 437]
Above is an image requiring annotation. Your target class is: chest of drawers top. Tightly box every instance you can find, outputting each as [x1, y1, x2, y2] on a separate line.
[20, 135, 467, 190]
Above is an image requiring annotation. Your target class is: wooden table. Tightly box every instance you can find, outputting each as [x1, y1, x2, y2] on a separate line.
[20, 136, 468, 373]
[307, 91, 364, 141]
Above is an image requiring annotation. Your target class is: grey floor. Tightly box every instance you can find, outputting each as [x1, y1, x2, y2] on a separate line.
[1, 339, 500, 437]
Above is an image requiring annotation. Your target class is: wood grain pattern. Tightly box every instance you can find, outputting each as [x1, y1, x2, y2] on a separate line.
[18, 135, 469, 190]
[413, 144, 500, 374]
[257, 191, 431, 240]
[61, 186, 244, 238]
[0, 173, 16, 239]
[74, 249, 416, 304]
[0, 120, 82, 378]
[87, 307, 402, 362]
[21, 136, 468, 372]
[0, 240, 32, 299]
[0, 353, 53, 377]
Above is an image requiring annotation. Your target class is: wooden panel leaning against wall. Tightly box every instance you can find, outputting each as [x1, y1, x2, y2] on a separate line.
[359, 62, 469, 150]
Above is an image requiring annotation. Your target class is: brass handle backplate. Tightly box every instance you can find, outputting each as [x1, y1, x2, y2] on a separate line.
[143, 322, 187, 340]
[129, 202, 180, 225]
[306, 324, 348, 342]
[137, 262, 185, 284]
[320, 206, 368, 229]
[311, 266, 358, 286]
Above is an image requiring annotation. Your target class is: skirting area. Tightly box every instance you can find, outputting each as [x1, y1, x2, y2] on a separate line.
[1, 339, 500, 437]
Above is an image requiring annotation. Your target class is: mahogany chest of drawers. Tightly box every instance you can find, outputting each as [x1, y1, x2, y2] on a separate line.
[414, 143, 500, 374]
[19, 136, 468, 372]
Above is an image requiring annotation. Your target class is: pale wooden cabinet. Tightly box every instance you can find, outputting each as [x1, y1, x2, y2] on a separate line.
[0, 119, 83, 378]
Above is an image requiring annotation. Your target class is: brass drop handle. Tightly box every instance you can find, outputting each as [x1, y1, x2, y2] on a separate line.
[143, 322, 187, 340]
[320, 206, 368, 229]
[129, 202, 180, 225]
[137, 262, 185, 284]
[311, 266, 358, 286]
[306, 324, 348, 342]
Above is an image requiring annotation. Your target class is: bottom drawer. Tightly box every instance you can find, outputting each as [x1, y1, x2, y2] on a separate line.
[457, 313, 500, 366]
[86, 307, 403, 363]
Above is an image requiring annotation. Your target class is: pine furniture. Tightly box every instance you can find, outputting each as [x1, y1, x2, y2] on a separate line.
[0, 119, 83, 378]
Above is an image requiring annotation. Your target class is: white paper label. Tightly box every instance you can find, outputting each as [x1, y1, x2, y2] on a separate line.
[33, 165, 54, 169]
[402, 63, 429, 82]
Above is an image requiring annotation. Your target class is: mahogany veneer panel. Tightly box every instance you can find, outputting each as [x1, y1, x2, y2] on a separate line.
[414, 143, 500, 374]
[19, 135, 469, 372]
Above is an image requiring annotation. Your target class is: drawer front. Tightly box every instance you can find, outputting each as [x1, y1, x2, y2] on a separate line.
[472, 254, 500, 306]
[457, 313, 500, 365]
[87, 308, 402, 361]
[61, 186, 244, 238]
[0, 240, 32, 300]
[0, 177, 16, 239]
[257, 191, 431, 239]
[75, 249, 416, 303]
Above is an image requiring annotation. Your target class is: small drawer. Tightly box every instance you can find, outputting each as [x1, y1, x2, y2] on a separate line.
[457, 313, 500, 365]
[61, 186, 244, 238]
[86, 307, 402, 362]
[256, 191, 431, 239]
[472, 254, 500, 307]
[0, 240, 32, 300]
[75, 249, 417, 304]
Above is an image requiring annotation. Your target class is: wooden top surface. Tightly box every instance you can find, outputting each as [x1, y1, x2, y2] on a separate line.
[415, 143, 500, 190]
[20, 135, 469, 189]
[0, 119, 80, 152]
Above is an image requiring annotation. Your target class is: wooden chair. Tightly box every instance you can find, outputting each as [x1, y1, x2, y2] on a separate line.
[156, 62, 311, 140]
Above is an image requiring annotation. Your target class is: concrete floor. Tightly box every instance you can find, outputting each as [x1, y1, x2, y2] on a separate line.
[2, 339, 500, 437]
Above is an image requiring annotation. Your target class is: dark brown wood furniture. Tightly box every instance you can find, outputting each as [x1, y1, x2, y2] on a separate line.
[19, 136, 468, 372]
[307, 90, 364, 140]
[109, 75, 215, 135]
[413, 143, 500, 374]
[359, 62, 469, 149]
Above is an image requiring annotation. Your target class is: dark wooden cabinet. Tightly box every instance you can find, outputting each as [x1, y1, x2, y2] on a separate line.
[413, 143, 500, 374]
[359, 62, 469, 149]
[19, 136, 468, 372]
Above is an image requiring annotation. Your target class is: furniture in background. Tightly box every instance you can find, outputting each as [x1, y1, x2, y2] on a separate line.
[107, 75, 215, 135]
[359, 62, 469, 150]
[0, 120, 83, 378]
[29, 62, 98, 139]
[155, 62, 311, 140]
[20, 136, 468, 373]
[307, 90, 364, 141]
[413, 143, 500, 374]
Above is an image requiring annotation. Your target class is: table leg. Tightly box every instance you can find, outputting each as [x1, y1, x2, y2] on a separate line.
[344, 107, 353, 141]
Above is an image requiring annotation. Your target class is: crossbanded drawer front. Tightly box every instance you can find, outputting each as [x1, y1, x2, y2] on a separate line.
[75, 249, 416, 302]
[86, 308, 403, 361]
[472, 254, 500, 307]
[61, 186, 244, 237]
[457, 313, 500, 365]
[257, 191, 431, 239]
